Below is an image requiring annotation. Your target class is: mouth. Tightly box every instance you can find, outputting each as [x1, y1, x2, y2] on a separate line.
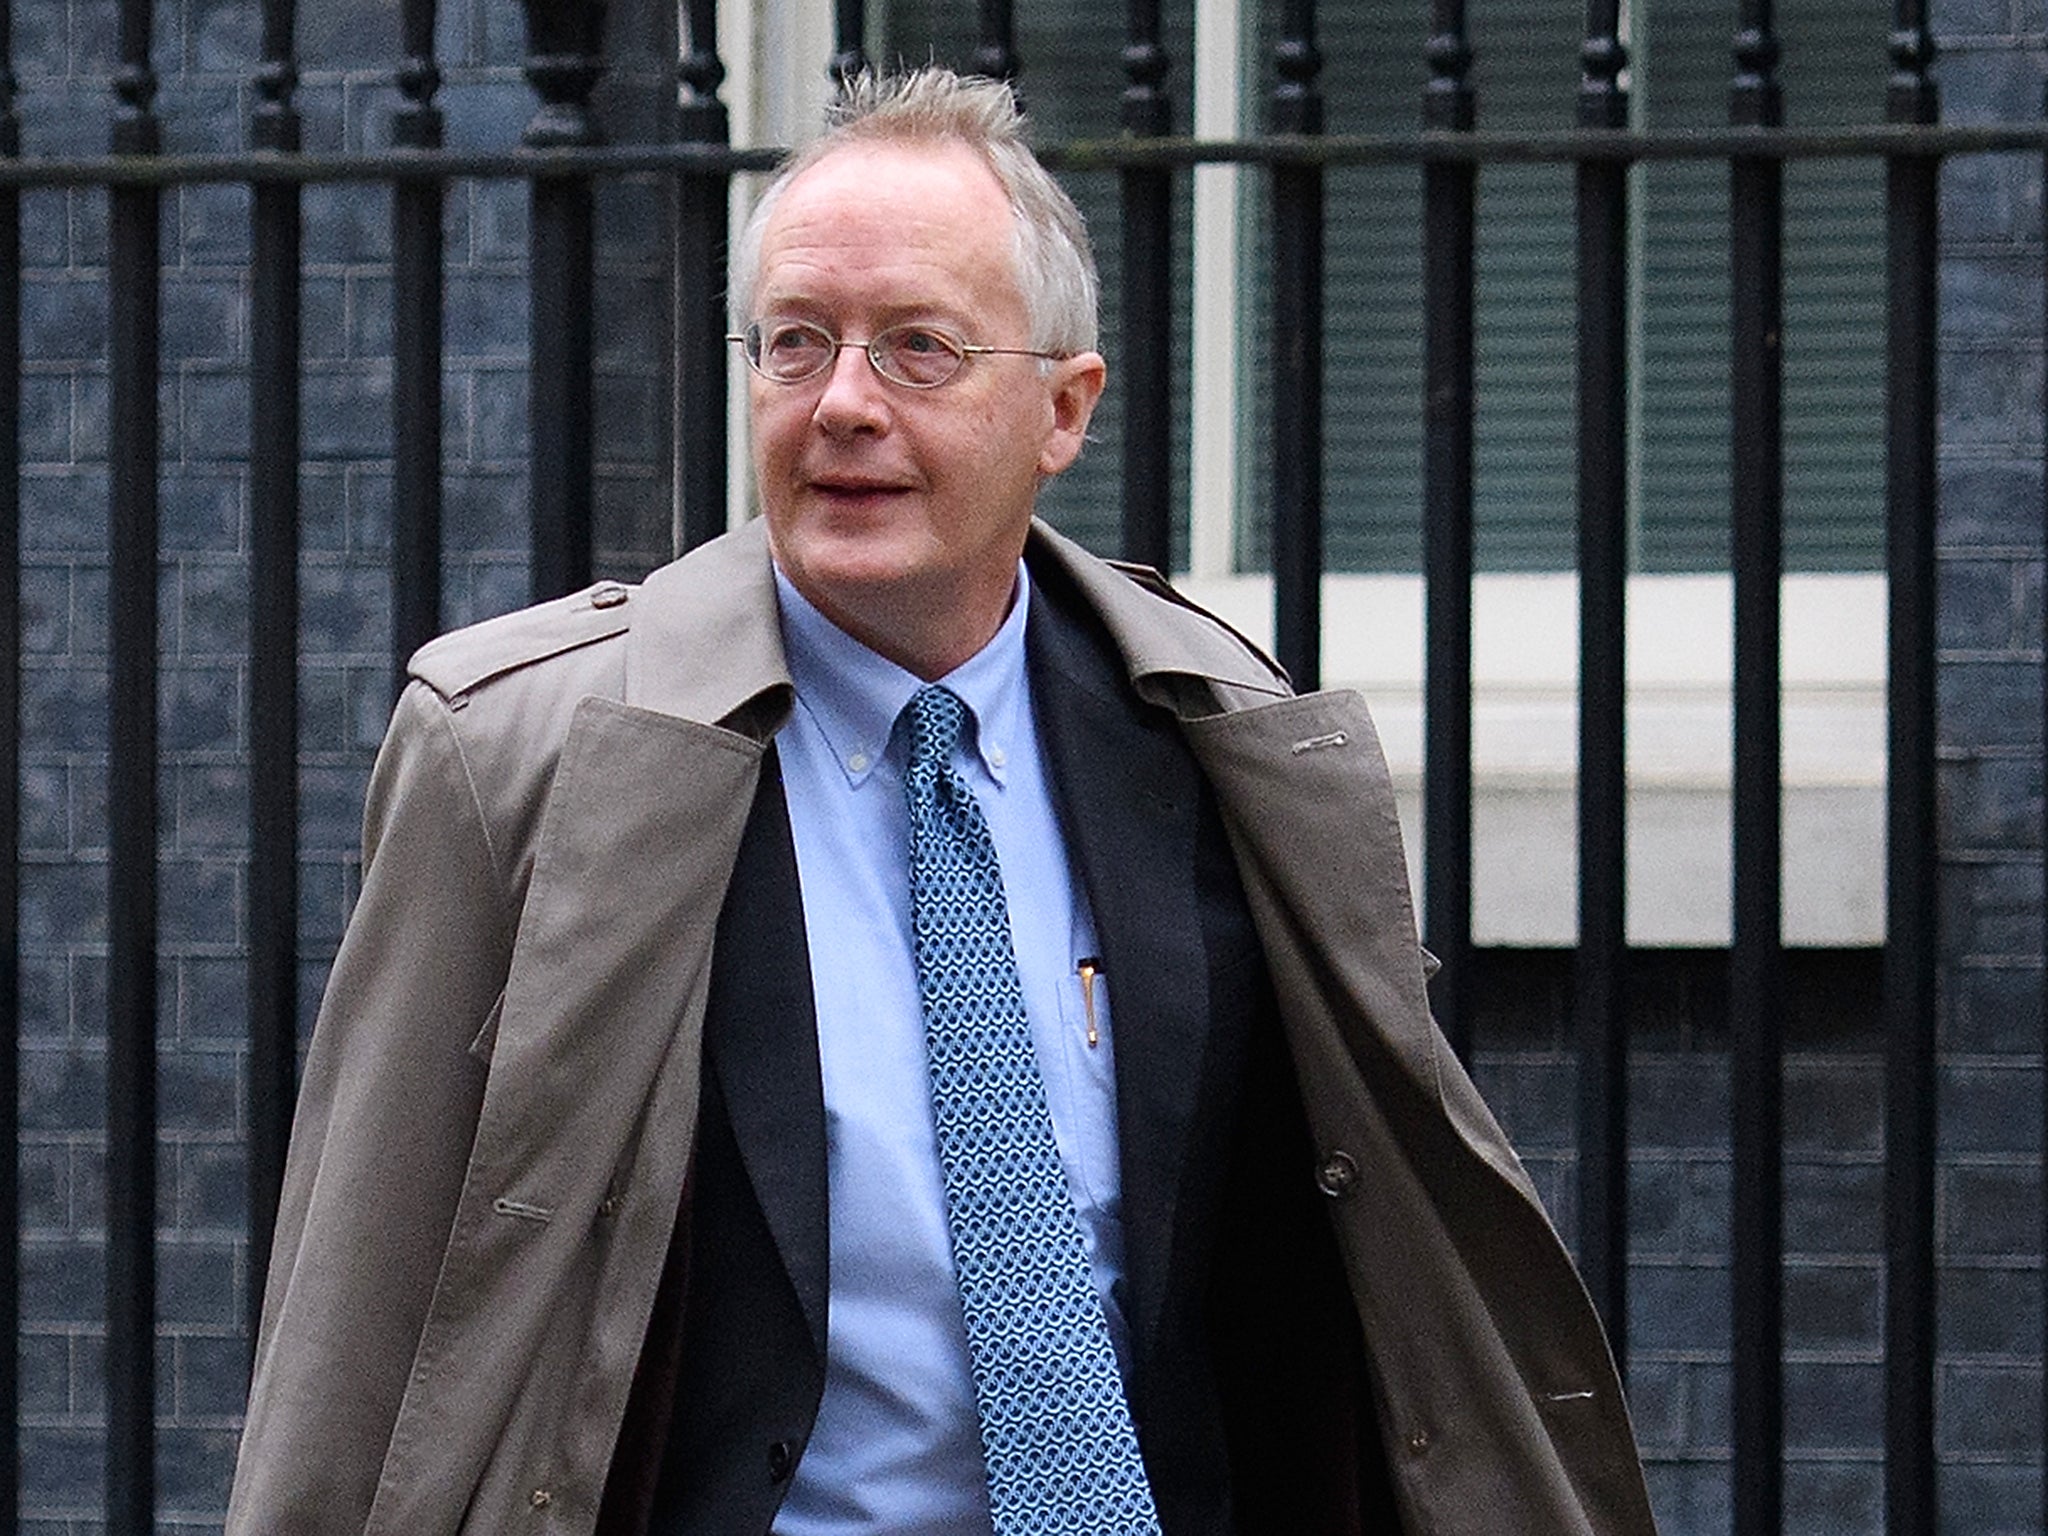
[806, 476, 916, 504]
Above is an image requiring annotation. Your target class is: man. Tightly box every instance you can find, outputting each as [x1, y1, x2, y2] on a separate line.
[228, 68, 1654, 1536]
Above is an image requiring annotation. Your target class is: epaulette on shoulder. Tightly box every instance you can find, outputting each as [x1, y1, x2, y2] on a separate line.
[1100, 557, 1291, 689]
[409, 579, 637, 702]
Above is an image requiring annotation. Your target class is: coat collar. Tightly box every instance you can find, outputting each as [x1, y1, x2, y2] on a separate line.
[619, 516, 1287, 737]
[626, 518, 795, 734]
[1022, 520, 1291, 704]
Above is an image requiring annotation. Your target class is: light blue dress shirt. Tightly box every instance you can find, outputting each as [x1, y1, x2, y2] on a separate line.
[768, 565, 1132, 1536]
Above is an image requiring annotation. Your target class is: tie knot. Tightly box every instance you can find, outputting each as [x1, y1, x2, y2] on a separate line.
[904, 685, 969, 773]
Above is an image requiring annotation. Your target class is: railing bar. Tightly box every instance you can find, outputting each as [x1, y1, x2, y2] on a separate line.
[0, 18, 19, 1528]
[0, 121, 2042, 188]
[1051, 122, 2039, 165]
[1119, 0, 1171, 572]
[390, 0, 444, 686]
[2041, 80, 2048, 1536]
[975, 0, 1018, 87]
[245, 0, 302, 1339]
[674, 3, 729, 555]
[1269, 0, 1323, 691]
[523, 5, 603, 601]
[1882, 9, 1940, 1535]
[1573, 0, 1631, 1368]
[1729, 8, 1786, 1533]
[105, 0, 161, 1519]
[1420, 1, 1475, 1060]
[831, 0, 867, 84]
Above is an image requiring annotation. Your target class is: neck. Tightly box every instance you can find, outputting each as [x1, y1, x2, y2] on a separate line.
[780, 573, 1020, 682]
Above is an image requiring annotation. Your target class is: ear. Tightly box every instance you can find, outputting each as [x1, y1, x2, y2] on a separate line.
[1037, 351, 1108, 478]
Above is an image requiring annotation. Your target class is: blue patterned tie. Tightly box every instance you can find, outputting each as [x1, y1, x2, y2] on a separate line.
[902, 685, 1163, 1536]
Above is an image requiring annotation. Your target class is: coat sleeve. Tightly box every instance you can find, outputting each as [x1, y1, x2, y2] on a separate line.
[227, 682, 518, 1535]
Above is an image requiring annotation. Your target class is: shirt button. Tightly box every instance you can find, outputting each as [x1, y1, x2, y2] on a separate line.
[589, 581, 628, 609]
[529, 1487, 553, 1509]
[767, 1439, 798, 1482]
[987, 745, 1007, 768]
[1316, 1150, 1360, 1197]
[847, 750, 870, 773]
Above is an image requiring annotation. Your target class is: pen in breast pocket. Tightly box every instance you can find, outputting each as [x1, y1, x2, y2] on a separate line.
[1076, 956, 1102, 1048]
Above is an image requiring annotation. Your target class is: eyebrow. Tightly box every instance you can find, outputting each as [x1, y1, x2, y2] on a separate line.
[752, 298, 978, 333]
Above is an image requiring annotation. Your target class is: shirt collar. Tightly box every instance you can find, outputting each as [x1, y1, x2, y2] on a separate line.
[773, 562, 1031, 788]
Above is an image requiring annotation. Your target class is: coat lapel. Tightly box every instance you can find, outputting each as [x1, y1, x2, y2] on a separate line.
[1027, 588, 1210, 1368]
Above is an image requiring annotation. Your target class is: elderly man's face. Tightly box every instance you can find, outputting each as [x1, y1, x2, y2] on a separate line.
[747, 140, 1105, 679]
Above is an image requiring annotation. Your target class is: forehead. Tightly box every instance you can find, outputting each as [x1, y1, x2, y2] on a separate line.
[753, 141, 1025, 319]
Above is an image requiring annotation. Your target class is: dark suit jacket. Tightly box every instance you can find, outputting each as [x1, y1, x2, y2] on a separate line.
[599, 559, 1401, 1536]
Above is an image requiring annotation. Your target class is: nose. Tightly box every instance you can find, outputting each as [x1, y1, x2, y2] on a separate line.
[811, 340, 888, 438]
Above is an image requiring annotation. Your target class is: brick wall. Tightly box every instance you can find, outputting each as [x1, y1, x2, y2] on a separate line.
[1931, 6, 2047, 1533]
[1448, 14, 2048, 1533]
[15, 0, 674, 1528]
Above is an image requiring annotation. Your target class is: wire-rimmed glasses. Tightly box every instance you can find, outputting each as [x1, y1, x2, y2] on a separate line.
[729, 318, 1066, 390]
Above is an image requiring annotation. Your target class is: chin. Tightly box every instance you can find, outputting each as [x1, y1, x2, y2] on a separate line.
[783, 529, 927, 590]
[777, 535, 931, 621]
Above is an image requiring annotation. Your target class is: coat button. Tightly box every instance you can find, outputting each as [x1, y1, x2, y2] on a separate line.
[1315, 1149, 1360, 1197]
[767, 1439, 797, 1482]
[589, 581, 629, 609]
[529, 1488, 553, 1509]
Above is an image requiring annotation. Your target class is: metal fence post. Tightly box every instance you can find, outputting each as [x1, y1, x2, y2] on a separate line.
[391, 0, 446, 681]
[1882, 8, 1940, 1533]
[246, 0, 303, 1339]
[1421, 0, 1475, 1060]
[523, 0, 604, 600]
[1119, 0, 1173, 572]
[674, 0, 728, 554]
[1574, 0, 1632, 1368]
[1729, 8, 1787, 1533]
[105, 0, 162, 1522]
[1270, 0, 1324, 691]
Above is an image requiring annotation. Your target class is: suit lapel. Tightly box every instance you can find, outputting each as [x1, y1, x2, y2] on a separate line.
[1027, 590, 1210, 1368]
[704, 752, 830, 1358]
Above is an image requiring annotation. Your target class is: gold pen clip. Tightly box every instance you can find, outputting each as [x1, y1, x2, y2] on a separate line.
[1076, 956, 1102, 1048]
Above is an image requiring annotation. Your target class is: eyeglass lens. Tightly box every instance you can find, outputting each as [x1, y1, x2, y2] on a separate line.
[745, 320, 967, 388]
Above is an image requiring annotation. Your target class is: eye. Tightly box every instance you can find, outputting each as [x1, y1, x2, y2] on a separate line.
[756, 321, 833, 377]
[875, 325, 965, 386]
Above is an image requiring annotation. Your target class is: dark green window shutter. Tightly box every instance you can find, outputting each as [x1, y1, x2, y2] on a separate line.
[869, 0, 1885, 573]
[1635, 0, 1887, 571]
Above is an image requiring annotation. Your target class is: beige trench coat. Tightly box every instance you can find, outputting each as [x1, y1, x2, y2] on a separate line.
[226, 518, 1656, 1536]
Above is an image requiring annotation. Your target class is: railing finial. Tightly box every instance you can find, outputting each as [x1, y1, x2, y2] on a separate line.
[522, 0, 607, 149]
[1423, 1, 1473, 133]
[975, 0, 1019, 88]
[1578, 3, 1628, 131]
[1122, 0, 1169, 136]
[396, 0, 444, 149]
[1887, 6, 1937, 126]
[1272, 0, 1323, 136]
[112, 0, 160, 156]
[831, 0, 869, 89]
[252, 0, 301, 153]
[678, 0, 728, 138]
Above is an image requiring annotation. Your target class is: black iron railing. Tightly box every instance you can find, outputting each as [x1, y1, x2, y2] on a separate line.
[0, 0, 2020, 1532]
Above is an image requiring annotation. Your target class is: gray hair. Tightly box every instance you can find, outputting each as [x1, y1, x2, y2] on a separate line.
[730, 67, 1100, 356]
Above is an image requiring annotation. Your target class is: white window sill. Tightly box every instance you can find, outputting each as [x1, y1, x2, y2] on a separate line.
[1177, 571, 1886, 946]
